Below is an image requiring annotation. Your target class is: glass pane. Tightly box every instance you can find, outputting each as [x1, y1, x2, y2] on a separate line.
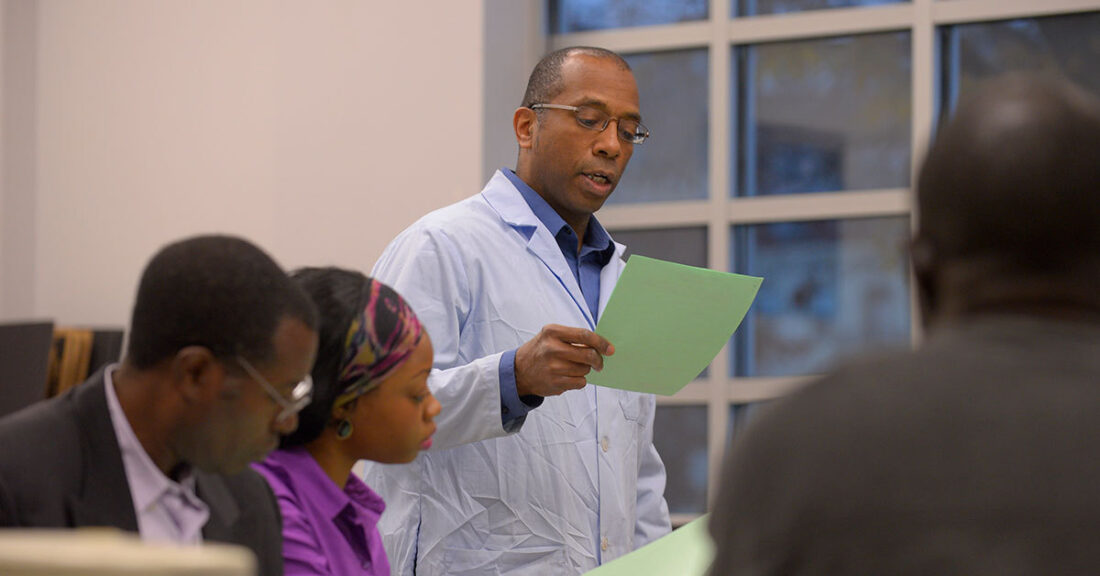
[653, 405, 708, 514]
[730, 217, 911, 377]
[942, 12, 1100, 111]
[734, 33, 911, 196]
[551, 0, 709, 33]
[738, 0, 905, 17]
[610, 49, 709, 205]
[609, 227, 707, 268]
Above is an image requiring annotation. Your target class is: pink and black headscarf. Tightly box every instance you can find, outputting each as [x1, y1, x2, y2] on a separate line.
[334, 279, 424, 406]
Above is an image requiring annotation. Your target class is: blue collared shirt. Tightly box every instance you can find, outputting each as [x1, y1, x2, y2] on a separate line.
[498, 169, 616, 426]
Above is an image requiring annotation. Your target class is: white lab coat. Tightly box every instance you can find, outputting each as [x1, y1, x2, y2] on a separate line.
[361, 171, 671, 575]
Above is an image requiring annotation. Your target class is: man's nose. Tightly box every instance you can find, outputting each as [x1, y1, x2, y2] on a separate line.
[593, 121, 623, 157]
[274, 412, 299, 435]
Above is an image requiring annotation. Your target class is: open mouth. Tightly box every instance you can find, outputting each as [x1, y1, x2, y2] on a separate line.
[583, 171, 614, 186]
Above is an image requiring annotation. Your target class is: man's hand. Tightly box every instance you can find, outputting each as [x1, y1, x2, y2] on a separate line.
[514, 324, 615, 398]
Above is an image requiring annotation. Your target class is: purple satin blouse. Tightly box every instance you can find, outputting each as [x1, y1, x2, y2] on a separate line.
[253, 447, 389, 576]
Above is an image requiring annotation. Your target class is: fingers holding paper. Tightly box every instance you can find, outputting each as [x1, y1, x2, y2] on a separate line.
[514, 324, 615, 398]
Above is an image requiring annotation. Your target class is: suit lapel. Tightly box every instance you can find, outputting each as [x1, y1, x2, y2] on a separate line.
[196, 473, 240, 543]
[68, 374, 139, 531]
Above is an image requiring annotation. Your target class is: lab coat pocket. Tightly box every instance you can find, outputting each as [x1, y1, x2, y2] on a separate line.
[618, 392, 643, 422]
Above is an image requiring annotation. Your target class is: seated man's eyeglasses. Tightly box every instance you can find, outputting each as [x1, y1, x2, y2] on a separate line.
[530, 103, 650, 144]
[235, 356, 313, 426]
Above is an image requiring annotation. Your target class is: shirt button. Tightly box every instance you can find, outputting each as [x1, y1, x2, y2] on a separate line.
[601, 436, 610, 452]
[601, 537, 609, 551]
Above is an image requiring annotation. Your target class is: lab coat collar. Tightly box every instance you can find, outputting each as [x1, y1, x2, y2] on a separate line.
[482, 170, 626, 330]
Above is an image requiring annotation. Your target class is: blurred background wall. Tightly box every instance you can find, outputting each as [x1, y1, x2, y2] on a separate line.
[0, 0, 541, 326]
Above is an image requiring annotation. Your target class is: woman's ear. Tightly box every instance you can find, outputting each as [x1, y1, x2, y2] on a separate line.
[332, 396, 358, 421]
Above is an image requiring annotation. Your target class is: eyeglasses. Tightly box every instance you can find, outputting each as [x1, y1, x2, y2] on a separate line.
[529, 103, 650, 144]
[235, 356, 313, 425]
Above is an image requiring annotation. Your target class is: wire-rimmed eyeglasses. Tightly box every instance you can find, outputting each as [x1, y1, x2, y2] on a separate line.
[529, 103, 650, 144]
[236, 356, 313, 425]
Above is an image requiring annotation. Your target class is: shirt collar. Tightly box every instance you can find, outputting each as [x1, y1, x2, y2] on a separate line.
[503, 168, 615, 265]
[262, 446, 385, 522]
[104, 366, 206, 513]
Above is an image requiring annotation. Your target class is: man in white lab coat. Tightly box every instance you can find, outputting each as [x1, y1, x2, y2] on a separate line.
[361, 46, 671, 575]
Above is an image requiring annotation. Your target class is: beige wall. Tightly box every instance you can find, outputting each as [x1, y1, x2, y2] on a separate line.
[2, 0, 496, 327]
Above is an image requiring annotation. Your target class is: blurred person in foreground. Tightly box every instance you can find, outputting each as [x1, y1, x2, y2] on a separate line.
[253, 267, 440, 575]
[708, 73, 1100, 575]
[0, 235, 319, 576]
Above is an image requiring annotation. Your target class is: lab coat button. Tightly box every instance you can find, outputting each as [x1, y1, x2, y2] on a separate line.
[601, 436, 609, 452]
[601, 537, 609, 551]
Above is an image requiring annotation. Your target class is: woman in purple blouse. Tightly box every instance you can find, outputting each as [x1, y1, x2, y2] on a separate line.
[253, 267, 441, 576]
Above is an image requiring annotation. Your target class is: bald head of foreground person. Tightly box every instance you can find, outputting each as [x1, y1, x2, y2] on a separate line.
[707, 74, 1100, 576]
[912, 73, 1100, 326]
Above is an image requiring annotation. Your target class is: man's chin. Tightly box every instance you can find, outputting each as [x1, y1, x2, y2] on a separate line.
[582, 190, 613, 214]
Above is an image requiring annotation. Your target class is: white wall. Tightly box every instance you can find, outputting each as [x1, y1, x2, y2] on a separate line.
[2, 0, 497, 327]
[482, 0, 545, 182]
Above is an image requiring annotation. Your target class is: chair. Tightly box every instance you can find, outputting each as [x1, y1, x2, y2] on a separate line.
[45, 328, 126, 398]
[0, 321, 55, 418]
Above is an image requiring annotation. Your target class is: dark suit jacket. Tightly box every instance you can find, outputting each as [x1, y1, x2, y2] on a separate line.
[0, 370, 284, 576]
[708, 316, 1100, 576]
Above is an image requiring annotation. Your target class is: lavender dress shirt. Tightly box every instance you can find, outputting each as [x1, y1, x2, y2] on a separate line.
[104, 365, 210, 545]
[253, 447, 389, 576]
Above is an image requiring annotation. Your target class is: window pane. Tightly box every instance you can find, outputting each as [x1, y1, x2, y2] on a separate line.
[730, 217, 911, 377]
[734, 33, 911, 196]
[942, 12, 1100, 109]
[738, 0, 905, 17]
[609, 227, 708, 268]
[551, 0, 709, 33]
[653, 405, 708, 514]
[610, 49, 709, 205]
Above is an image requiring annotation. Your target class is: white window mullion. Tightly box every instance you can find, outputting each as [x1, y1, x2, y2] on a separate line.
[706, 0, 734, 513]
[911, 0, 936, 346]
[933, 0, 1100, 26]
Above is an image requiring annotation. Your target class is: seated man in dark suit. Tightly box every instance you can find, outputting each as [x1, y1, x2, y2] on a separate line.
[0, 235, 319, 576]
[708, 74, 1100, 575]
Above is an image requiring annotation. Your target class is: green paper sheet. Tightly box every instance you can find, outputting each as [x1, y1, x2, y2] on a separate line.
[583, 515, 714, 576]
[587, 255, 761, 395]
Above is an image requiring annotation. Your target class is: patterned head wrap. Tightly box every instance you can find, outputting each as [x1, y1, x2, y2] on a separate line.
[334, 279, 424, 407]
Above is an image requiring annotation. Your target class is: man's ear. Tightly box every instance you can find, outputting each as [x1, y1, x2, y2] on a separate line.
[171, 346, 222, 404]
[514, 107, 537, 150]
[910, 235, 938, 328]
